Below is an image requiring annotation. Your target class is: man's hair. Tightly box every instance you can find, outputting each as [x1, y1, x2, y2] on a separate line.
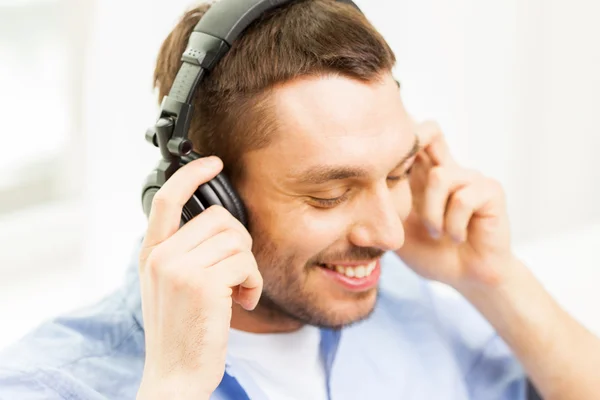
[154, 0, 396, 182]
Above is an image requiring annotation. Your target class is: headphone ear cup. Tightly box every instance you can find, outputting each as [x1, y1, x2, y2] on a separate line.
[141, 160, 247, 227]
[209, 172, 248, 227]
[141, 169, 160, 220]
[181, 189, 209, 224]
[141, 166, 212, 225]
[181, 152, 247, 226]
[141, 186, 159, 220]
[143, 184, 219, 225]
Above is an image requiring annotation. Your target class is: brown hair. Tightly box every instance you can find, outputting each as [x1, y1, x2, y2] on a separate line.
[153, 0, 396, 182]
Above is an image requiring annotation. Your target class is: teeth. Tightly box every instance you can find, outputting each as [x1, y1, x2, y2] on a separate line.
[367, 263, 375, 274]
[324, 260, 377, 279]
[355, 266, 366, 278]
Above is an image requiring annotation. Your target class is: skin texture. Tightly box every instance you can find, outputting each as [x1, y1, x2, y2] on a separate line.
[137, 73, 600, 400]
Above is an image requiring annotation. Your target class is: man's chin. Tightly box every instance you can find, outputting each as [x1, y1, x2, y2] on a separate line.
[320, 290, 379, 329]
[292, 286, 380, 329]
[251, 285, 380, 330]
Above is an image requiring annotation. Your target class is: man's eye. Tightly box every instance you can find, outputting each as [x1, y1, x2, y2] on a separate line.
[387, 165, 414, 182]
[310, 192, 350, 208]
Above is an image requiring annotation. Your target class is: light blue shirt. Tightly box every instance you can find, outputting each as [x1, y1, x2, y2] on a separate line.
[0, 239, 528, 399]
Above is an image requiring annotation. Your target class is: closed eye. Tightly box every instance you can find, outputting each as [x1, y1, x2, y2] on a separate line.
[310, 165, 414, 208]
[309, 161, 415, 208]
[387, 165, 414, 183]
[309, 191, 350, 208]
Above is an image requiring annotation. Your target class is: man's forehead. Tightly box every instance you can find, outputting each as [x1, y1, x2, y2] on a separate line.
[270, 74, 401, 137]
[245, 74, 414, 183]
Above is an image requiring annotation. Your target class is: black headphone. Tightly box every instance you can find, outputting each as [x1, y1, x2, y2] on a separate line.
[141, 0, 361, 227]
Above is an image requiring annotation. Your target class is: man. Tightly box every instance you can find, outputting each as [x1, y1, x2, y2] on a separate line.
[0, 0, 598, 399]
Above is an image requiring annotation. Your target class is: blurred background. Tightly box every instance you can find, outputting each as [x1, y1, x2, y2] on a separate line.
[1, 0, 599, 349]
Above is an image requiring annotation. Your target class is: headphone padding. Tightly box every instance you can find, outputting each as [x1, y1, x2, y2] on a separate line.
[197, 181, 224, 209]
[210, 172, 248, 227]
[142, 186, 159, 219]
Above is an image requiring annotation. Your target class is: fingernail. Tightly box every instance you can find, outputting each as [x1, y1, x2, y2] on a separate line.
[203, 156, 220, 167]
[452, 234, 464, 244]
[426, 224, 441, 239]
[247, 300, 259, 312]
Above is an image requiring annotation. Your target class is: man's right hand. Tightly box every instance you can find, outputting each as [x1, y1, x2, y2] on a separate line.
[136, 156, 263, 400]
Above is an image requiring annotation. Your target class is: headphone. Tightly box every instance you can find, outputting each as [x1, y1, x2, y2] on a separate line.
[141, 0, 361, 227]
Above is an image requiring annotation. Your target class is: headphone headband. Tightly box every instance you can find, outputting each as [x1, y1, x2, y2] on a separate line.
[196, 0, 360, 46]
[145, 0, 361, 186]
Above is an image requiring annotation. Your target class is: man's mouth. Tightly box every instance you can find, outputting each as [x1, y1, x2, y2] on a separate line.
[316, 259, 381, 292]
[318, 260, 378, 279]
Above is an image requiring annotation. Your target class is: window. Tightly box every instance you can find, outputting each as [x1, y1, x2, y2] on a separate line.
[0, 0, 70, 212]
[0, 0, 90, 272]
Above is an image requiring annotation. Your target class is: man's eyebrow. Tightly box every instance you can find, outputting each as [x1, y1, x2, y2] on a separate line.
[394, 135, 419, 169]
[293, 135, 419, 185]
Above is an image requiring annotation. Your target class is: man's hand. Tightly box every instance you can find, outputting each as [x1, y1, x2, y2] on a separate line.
[396, 119, 512, 290]
[136, 156, 263, 400]
[397, 119, 600, 400]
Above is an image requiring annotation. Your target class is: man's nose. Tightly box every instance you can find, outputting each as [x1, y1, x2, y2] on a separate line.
[348, 187, 406, 252]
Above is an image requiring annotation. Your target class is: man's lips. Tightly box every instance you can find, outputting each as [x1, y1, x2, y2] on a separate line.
[317, 259, 382, 292]
[319, 260, 379, 267]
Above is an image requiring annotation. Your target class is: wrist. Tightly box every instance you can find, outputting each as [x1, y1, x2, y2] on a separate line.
[454, 255, 561, 352]
[137, 373, 214, 400]
[453, 253, 523, 296]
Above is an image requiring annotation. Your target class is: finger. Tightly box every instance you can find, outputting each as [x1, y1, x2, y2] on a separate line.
[411, 151, 433, 184]
[180, 227, 252, 270]
[407, 152, 431, 212]
[445, 180, 494, 243]
[205, 252, 263, 310]
[415, 120, 456, 167]
[415, 148, 433, 169]
[144, 156, 223, 248]
[422, 166, 475, 237]
[408, 136, 434, 193]
[160, 205, 251, 256]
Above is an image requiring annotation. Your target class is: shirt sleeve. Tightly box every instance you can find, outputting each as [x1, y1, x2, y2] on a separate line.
[425, 282, 528, 400]
[0, 369, 65, 400]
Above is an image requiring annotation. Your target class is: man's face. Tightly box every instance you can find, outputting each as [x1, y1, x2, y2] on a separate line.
[238, 73, 417, 329]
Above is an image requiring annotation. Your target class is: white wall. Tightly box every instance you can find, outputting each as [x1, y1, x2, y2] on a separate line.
[1, 0, 599, 347]
[361, 0, 600, 334]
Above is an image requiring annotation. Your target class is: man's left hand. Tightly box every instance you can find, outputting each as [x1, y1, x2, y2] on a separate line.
[396, 119, 600, 400]
[396, 119, 513, 290]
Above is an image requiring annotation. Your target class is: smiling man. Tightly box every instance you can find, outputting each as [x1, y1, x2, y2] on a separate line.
[1, 1, 599, 399]
[233, 74, 415, 331]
